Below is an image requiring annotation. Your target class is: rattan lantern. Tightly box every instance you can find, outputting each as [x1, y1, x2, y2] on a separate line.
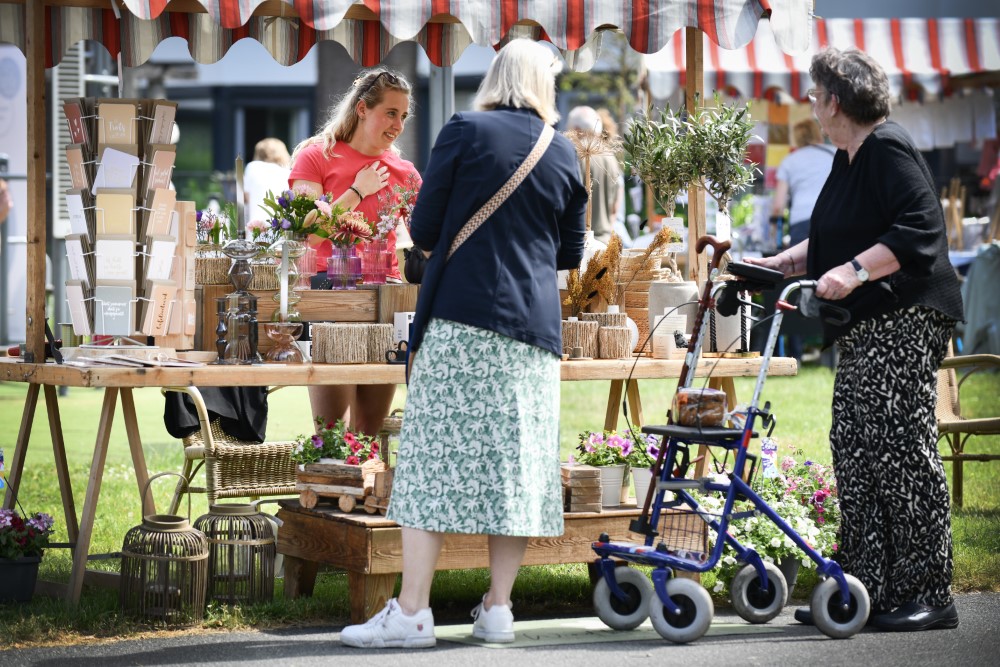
[193, 503, 276, 605]
[120, 473, 209, 627]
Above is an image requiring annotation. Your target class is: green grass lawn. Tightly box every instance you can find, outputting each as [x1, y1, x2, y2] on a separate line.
[1, 364, 997, 646]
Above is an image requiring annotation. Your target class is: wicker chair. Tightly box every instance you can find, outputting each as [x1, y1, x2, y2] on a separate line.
[163, 386, 298, 514]
[935, 353, 1000, 507]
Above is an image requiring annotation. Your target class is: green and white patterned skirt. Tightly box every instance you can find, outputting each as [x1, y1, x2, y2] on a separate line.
[387, 318, 565, 537]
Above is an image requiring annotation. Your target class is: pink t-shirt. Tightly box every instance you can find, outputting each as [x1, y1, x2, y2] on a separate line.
[289, 141, 420, 280]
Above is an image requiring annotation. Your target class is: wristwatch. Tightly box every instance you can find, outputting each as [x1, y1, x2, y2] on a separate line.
[850, 258, 869, 283]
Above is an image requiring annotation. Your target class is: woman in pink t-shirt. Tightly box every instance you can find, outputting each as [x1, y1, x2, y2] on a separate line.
[289, 68, 420, 437]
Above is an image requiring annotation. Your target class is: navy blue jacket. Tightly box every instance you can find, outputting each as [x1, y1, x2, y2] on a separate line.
[408, 107, 587, 358]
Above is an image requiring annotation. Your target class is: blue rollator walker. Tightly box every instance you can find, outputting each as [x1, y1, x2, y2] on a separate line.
[591, 236, 871, 643]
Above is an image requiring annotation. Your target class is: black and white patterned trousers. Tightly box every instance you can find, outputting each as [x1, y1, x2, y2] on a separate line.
[831, 305, 955, 610]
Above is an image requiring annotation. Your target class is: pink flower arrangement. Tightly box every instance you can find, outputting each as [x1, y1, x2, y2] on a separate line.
[573, 429, 634, 467]
[0, 508, 55, 559]
[291, 416, 381, 466]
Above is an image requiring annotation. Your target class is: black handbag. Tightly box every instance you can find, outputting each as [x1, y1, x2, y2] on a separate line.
[402, 246, 430, 284]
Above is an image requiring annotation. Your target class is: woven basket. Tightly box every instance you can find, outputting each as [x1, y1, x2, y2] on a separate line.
[598, 326, 631, 359]
[581, 311, 627, 328]
[196, 257, 232, 285]
[561, 319, 599, 358]
[250, 264, 280, 290]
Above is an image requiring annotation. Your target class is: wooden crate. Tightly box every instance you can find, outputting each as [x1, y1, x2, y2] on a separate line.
[296, 459, 388, 513]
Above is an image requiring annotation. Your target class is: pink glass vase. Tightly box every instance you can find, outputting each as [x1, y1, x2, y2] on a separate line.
[360, 239, 390, 284]
[326, 245, 362, 290]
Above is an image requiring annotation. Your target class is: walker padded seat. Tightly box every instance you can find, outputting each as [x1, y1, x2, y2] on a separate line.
[642, 424, 755, 445]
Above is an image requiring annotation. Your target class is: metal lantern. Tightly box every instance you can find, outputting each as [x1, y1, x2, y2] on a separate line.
[193, 503, 276, 605]
[120, 473, 209, 627]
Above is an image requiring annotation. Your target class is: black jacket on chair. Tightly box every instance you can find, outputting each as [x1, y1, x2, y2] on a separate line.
[163, 386, 269, 443]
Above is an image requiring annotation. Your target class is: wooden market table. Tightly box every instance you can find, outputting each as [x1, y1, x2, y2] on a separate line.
[0, 354, 796, 604]
[276, 499, 652, 623]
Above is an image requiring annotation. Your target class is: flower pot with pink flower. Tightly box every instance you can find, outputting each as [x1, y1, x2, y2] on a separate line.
[573, 429, 636, 507]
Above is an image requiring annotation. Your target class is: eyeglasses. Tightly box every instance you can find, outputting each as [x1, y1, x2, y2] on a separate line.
[355, 71, 400, 98]
[807, 88, 835, 104]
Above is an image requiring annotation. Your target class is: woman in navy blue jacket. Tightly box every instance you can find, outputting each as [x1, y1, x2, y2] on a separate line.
[341, 39, 587, 649]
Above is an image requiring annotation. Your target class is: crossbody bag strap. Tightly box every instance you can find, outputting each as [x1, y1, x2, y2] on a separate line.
[446, 123, 555, 260]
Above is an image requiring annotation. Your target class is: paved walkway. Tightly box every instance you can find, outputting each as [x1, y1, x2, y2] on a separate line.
[3, 593, 999, 666]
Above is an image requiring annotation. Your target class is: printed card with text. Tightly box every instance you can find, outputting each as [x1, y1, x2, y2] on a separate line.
[94, 190, 136, 236]
[97, 99, 139, 145]
[93, 281, 136, 336]
[94, 235, 137, 282]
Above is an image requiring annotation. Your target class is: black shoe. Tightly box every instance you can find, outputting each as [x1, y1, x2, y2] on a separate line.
[793, 607, 813, 625]
[870, 601, 959, 632]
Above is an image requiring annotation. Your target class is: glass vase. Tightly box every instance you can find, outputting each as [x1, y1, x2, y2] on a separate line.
[267, 233, 308, 322]
[360, 239, 390, 285]
[264, 321, 305, 363]
[327, 245, 362, 290]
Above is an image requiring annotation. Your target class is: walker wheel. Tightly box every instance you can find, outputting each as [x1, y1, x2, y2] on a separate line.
[592, 566, 652, 630]
[731, 561, 787, 623]
[810, 574, 870, 638]
[648, 577, 713, 643]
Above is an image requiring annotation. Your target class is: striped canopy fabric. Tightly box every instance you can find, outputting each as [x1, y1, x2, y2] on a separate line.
[646, 17, 1000, 101]
[0, 0, 812, 69]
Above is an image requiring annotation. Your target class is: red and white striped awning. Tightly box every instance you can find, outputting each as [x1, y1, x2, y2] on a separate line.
[646, 17, 1000, 101]
[0, 0, 812, 69]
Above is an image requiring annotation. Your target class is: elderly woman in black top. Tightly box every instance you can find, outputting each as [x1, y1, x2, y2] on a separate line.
[747, 47, 963, 632]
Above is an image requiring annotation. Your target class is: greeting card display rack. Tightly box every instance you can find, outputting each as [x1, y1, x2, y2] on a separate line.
[61, 96, 183, 343]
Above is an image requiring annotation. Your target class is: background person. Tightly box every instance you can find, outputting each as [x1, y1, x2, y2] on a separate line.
[770, 118, 835, 360]
[340, 39, 587, 649]
[289, 68, 420, 437]
[771, 118, 835, 248]
[244, 137, 291, 225]
[747, 47, 964, 632]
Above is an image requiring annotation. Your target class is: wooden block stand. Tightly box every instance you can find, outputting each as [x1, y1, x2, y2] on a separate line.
[562, 463, 603, 513]
[276, 500, 647, 623]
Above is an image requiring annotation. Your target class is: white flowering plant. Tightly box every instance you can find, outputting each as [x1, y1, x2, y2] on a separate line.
[695, 444, 840, 595]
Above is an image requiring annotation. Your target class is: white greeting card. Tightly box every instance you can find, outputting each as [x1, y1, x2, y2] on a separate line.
[91, 147, 140, 194]
[144, 235, 177, 282]
[94, 235, 136, 282]
[65, 189, 90, 237]
[65, 234, 92, 288]
[65, 280, 92, 336]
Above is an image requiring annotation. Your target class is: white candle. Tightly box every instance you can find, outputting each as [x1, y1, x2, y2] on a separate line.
[279, 242, 289, 320]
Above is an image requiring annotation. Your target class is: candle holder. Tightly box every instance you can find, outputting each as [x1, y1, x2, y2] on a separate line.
[263, 322, 305, 364]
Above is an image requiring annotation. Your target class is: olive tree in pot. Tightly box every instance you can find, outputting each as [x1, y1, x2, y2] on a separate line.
[687, 95, 760, 352]
[624, 106, 699, 337]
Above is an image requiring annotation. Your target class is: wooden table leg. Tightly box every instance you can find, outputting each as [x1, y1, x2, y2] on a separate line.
[43, 384, 79, 547]
[3, 383, 39, 509]
[120, 388, 154, 516]
[347, 571, 398, 623]
[67, 387, 117, 604]
[625, 379, 644, 429]
[604, 379, 625, 432]
[282, 555, 319, 599]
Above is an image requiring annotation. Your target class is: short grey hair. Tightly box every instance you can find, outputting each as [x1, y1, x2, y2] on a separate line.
[809, 47, 891, 125]
[567, 106, 602, 133]
[473, 39, 562, 125]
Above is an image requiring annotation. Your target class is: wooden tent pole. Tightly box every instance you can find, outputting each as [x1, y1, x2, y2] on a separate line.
[25, 0, 47, 361]
[685, 26, 707, 286]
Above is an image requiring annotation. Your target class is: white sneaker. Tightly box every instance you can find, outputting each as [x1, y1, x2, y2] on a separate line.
[340, 598, 436, 648]
[471, 596, 515, 643]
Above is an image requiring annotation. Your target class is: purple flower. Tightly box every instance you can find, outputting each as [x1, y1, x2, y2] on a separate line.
[647, 444, 659, 459]
[805, 460, 814, 466]
[281, 218, 292, 230]
[277, 196, 288, 208]
[311, 435, 323, 449]
[196, 210, 203, 223]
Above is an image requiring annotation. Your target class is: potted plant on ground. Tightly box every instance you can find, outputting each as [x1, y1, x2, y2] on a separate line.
[0, 508, 55, 603]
